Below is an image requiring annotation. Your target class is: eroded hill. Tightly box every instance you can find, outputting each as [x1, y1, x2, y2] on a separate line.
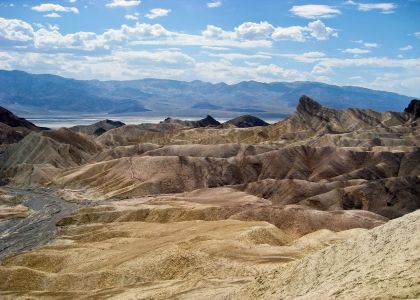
[0, 96, 419, 299]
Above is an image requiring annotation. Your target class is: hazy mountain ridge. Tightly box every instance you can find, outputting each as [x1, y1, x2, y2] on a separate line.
[0, 70, 413, 117]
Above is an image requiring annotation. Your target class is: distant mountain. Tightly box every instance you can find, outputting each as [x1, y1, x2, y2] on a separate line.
[0, 70, 414, 118]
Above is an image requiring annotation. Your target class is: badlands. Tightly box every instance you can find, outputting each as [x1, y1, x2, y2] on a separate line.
[0, 96, 419, 299]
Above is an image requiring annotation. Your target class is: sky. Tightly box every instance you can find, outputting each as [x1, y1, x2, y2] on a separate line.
[0, 0, 419, 96]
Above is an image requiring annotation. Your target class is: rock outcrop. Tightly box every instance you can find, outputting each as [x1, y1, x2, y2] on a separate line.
[404, 99, 420, 119]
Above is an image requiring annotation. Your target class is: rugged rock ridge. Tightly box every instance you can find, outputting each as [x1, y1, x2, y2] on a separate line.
[289, 95, 411, 133]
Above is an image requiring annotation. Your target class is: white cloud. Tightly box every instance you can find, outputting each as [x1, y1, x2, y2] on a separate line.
[307, 19, 337, 40]
[113, 50, 195, 68]
[0, 17, 34, 42]
[202, 25, 234, 39]
[364, 42, 378, 48]
[207, 1, 222, 8]
[145, 8, 171, 19]
[265, 51, 326, 63]
[342, 48, 371, 54]
[31, 3, 79, 14]
[206, 52, 271, 60]
[353, 40, 379, 48]
[272, 20, 337, 42]
[399, 45, 413, 51]
[234, 21, 274, 40]
[201, 46, 230, 51]
[124, 12, 139, 20]
[106, 0, 140, 8]
[311, 64, 334, 76]
[272, 26, 306, 42]
[290, 5, 341, 19]
[346, 1, 397, 14]
[0, 17, 335, 54]
[44, 12, 61, 18]
[414, 32, 420, 38]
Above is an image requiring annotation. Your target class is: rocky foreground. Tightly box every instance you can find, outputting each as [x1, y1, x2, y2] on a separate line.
[0, 96, 419, 299]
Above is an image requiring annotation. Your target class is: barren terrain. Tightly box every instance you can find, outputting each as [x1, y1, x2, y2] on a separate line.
[0, 96, 419, 299]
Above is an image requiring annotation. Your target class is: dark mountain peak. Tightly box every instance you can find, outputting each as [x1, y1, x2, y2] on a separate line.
[297, 95, 323, 115]
[404, 99, 420, 119]
[162, 115, 220, 128]
[196, 115, 220, 127]
[225, 115, 269, 128]
[0, 106, 39, 130]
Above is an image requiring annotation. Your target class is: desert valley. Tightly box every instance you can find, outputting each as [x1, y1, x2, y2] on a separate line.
[0, 91, 419, 299]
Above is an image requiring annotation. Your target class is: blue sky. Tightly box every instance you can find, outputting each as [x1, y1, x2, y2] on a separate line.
[0, 0, 419, 96]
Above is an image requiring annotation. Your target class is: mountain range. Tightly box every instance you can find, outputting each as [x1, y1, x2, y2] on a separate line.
[0, 70, 414, 119]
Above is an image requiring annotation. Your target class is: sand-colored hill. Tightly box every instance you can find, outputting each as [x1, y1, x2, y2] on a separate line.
[0, 193, 417, 299]
[232, 209, 420, 300]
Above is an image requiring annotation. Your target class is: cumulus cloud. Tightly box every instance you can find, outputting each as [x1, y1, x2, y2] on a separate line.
[202, 25, 234, 39]
[145, 8, 171, 19]
[0, 16, 338, 54]
[307, 20, 337, 40]
[207, 1, 222, 8]
[272, 20, 337, 41]
[234, 21, 274, 40]
[106, 0, 141, 8]
[0, 17, 34, 42]
[346, 1, 397, 14]
[272, 26, 306, 42]
[290, 5, 341, 19]
[31, 3, 79, 14]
